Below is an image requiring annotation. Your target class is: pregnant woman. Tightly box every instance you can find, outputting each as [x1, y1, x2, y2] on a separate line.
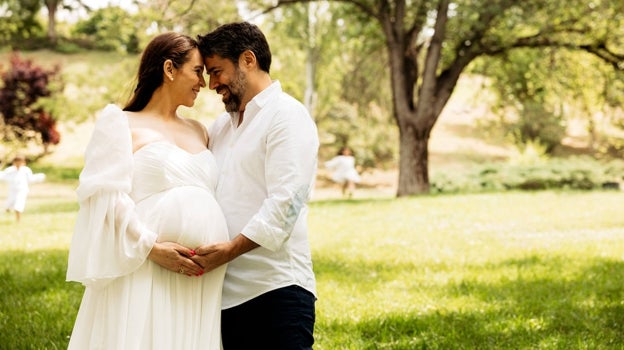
[66, 32, 228, 349]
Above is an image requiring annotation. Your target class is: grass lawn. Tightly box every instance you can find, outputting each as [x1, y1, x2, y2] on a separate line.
[0, 181, 623, 349]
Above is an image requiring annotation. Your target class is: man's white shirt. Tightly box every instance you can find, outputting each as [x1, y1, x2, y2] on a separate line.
[209, 81, 319, 308]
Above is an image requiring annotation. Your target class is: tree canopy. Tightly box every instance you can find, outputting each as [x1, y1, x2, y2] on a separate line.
[1, 0, 623, 191]
[264, 0, 624, 195]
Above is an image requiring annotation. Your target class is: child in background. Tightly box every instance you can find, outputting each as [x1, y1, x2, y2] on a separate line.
[0, 154, 45, 222]
[325, 146, 361, 198]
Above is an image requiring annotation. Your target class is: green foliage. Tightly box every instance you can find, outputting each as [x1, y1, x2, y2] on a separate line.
[72, 6, 143, 53]
[4, 50, 141, 124]
[0, 52, 61, 156]
[512, 101, 566, 153]
[317, 101, 397, 171]
[53, 52, 138, 122]
[474, 48, 567, 152]
[30, 163, 80, 182]
[474, 37, 624, 157]
[264, 2, 396, 170]
[136, 1, 240, 36]
[431, 156, 624, 193]
[0, 0, 45, 47]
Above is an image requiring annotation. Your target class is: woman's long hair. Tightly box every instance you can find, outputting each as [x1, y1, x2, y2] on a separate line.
[123, 33, 198, 112]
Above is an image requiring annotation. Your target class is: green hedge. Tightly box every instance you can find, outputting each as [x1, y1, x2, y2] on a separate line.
[431, 157, 624, 193]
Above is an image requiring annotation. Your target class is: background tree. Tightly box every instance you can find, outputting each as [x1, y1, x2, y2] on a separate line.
[0, 0, 89, 48]
[255, 1, 397, 170]
[0, 0, 44, 47]
[136, 0, 240, 35]
[0, 52, 61, 158]
[475, 45, 624, 157]
[72, 6, 141, 53]
[42, 0, 84, 45]
[477, 48, 567, 154]
[266, 0, 624, 196]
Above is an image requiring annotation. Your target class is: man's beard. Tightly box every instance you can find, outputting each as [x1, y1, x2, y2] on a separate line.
[223, 68, 247, 113]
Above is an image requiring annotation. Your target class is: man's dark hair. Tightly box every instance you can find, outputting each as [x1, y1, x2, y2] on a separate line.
[197, 22, 272, 73]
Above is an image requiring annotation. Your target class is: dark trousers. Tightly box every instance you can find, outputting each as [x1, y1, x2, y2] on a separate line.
[221, 285, 316, 350]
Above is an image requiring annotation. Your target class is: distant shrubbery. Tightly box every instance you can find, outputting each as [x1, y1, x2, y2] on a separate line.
[0, 52, 61, 158]
[431, 156, 624, 193]
[29, 164, 81, 182]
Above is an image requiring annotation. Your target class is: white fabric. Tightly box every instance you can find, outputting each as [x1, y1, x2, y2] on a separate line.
[325, 155, 361, 183]
[209, 81, 319, 309]
[67, 104, 228, 349]
[67, 104, 158, 288]
[0, 165, 45, 212]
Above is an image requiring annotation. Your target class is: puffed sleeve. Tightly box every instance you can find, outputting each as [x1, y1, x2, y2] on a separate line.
[66, 104, 158, 288]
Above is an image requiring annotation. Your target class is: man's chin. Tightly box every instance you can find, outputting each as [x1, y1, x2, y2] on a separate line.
[224, 101, 239, 113]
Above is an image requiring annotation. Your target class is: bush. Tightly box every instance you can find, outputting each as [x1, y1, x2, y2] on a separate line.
[0, 52, 61, 154]
[71, 7, 144, 53]
[431, 156, 624, 194]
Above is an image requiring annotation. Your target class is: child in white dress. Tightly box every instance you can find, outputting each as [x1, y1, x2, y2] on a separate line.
[325, 146, 361, 198]
[0, 154, 45, 222]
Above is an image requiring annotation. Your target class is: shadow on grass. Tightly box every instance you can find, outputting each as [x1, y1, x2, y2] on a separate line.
[0, 249, 83, 349]
[3, 249, 622, 349]
[314, 255, 624, 349]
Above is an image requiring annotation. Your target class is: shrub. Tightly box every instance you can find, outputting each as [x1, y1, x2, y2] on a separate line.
[431, 156, 624, 193]
[0, 52, 61, 154]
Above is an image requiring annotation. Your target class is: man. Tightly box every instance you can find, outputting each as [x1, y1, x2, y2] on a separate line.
[194, 22, 319, 349]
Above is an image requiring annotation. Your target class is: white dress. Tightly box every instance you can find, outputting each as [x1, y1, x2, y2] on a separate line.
[324, 155, 361, 184]
[67, 105, 228, 350]
[0, 165, 45, 212]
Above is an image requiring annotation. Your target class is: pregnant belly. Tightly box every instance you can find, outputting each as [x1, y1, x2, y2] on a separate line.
[136, 186, 228, 248]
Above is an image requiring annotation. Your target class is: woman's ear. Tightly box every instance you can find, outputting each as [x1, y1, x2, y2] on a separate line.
[163, 59, 175, 81]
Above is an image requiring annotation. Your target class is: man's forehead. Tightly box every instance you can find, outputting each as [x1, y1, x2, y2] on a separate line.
[204, 55, 233, 70]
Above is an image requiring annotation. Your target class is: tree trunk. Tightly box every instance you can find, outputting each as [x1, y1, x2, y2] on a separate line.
[46, 3, 57, 45]
[304, 49, 316, 112]
[392, 0, 450, 196]
[303, 2, 317, 114]
[397, 121, 430, 196]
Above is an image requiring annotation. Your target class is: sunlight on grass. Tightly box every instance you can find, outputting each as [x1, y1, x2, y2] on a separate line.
[0, 186, 622, 348]
[309, 191, 624, 349]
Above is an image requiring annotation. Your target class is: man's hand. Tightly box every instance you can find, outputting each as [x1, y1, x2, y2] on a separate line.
[192, 234, 259, 272]
[148, 241, 204, 276]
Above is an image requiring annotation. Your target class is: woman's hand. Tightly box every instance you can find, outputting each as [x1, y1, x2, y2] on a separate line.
[192, 234, 259, 272]
[148, 241, 204, 276]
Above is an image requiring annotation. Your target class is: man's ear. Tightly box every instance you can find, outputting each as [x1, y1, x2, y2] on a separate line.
[239, 50, 257, 69]
[163, 59, 175, 81]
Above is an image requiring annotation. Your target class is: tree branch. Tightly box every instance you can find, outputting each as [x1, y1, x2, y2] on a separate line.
[405, 2, 429, 49]
[179, 0, 198, 17]
[580, 42, 624, 71]
[267, 0, 379, 21]
[494, 34, 624, 71]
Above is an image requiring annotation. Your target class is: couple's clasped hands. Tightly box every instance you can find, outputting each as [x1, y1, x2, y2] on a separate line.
[148, 241, 232, 277]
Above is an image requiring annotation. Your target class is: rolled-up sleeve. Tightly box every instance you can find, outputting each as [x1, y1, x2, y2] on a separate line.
[241, 105, 318, 251]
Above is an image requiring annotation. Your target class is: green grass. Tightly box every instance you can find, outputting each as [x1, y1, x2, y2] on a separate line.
[0, 184, 623, 349]
[309, 192, 623, 349]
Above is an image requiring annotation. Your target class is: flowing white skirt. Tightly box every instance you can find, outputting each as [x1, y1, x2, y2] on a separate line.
[68, 186, 228, 350]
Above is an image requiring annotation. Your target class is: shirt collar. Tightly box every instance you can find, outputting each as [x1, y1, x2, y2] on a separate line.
[228, 80, 282, 126]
